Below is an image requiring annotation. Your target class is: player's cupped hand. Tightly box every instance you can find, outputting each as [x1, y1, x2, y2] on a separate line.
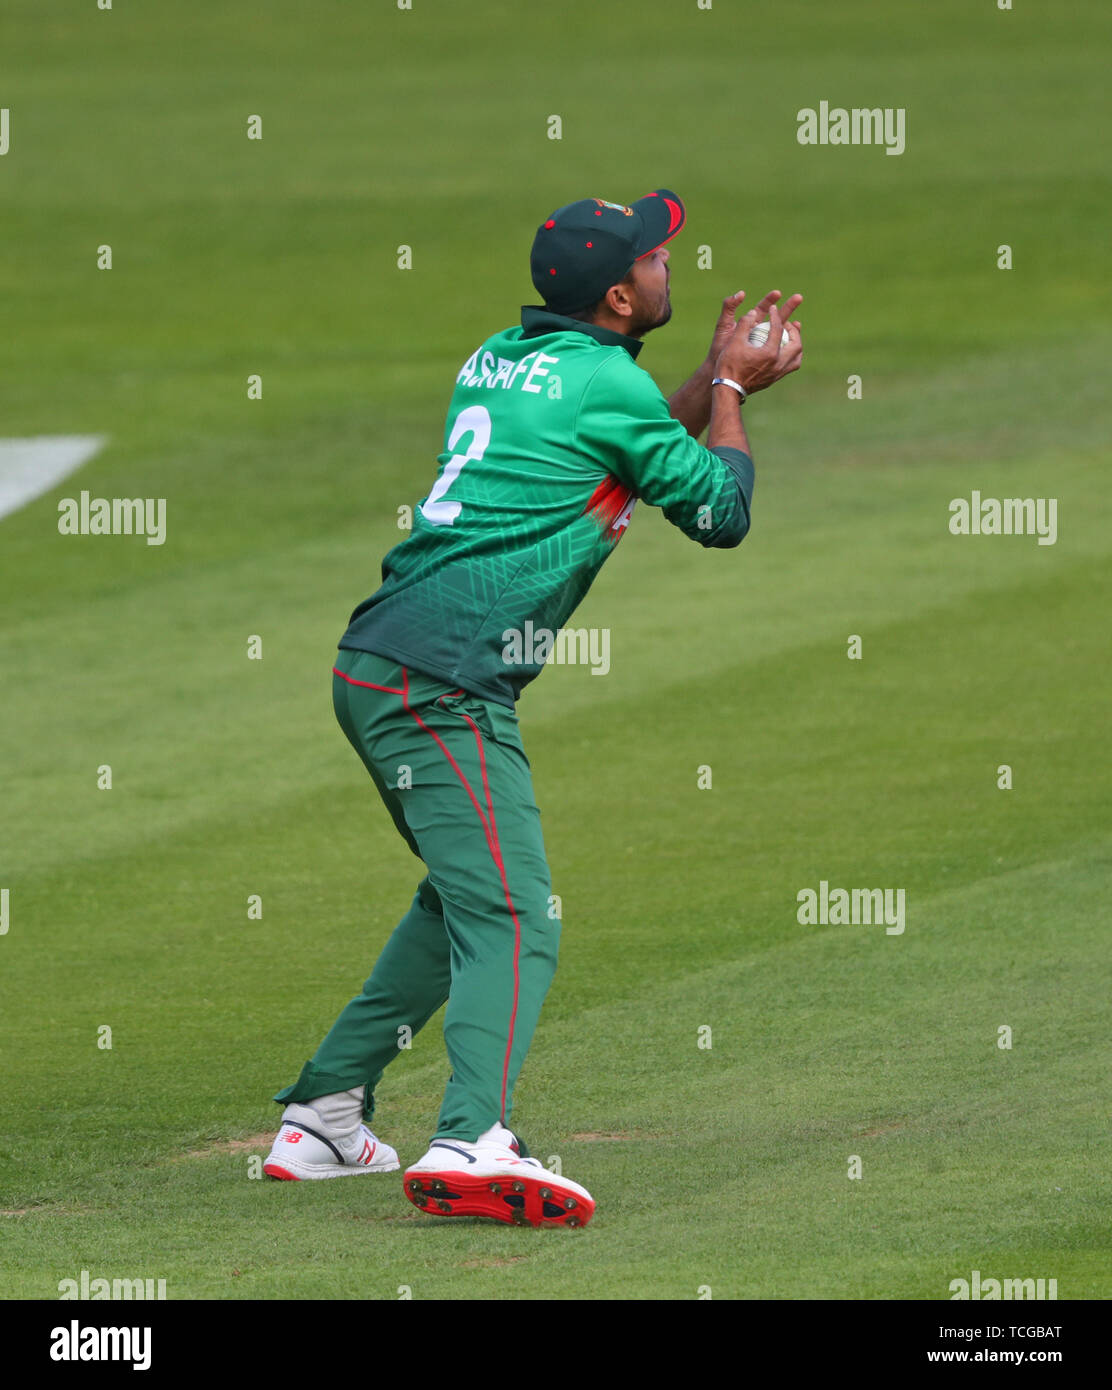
[715, 290, 803, 393]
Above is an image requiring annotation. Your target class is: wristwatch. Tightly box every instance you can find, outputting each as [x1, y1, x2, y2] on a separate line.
[711, 376, 747, 403]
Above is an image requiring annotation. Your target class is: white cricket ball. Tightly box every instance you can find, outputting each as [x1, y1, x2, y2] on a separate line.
[747, 321, 792, 349]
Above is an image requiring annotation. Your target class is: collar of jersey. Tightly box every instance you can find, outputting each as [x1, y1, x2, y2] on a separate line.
[520, 306, 643, 359]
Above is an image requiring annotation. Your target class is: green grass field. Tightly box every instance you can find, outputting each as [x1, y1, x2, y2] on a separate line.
[2, 0, 1109, 1301]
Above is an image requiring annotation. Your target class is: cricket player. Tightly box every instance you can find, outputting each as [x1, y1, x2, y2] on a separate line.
[264, 190, 803, 1228]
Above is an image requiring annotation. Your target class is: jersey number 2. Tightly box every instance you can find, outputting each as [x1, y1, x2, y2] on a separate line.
[419, 405, 491, 526]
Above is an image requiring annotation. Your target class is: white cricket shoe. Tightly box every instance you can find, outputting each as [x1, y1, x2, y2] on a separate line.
[263, 1112, 399, 1180]
[403, 1122, 595, 1227]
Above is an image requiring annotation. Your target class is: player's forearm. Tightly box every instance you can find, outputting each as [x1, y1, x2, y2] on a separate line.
[707, 381, 752, 456]
[667, 359, 716, 437]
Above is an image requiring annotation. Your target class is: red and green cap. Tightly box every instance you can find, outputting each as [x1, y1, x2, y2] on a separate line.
[530, 189, 686, 315]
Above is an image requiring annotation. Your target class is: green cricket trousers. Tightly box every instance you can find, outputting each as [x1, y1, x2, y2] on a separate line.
[273, 649, 559, 1142]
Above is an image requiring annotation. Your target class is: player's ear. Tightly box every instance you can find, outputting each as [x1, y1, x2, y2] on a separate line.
[605, 277, 635, 319]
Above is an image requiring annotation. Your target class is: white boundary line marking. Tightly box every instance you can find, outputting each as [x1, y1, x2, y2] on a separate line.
[0, 435, 108, 521]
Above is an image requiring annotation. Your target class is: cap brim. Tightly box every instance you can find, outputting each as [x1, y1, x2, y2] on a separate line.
[632, 189, 686, 258]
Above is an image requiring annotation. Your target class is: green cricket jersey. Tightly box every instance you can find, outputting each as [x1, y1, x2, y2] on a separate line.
[339, 305, 755, 706]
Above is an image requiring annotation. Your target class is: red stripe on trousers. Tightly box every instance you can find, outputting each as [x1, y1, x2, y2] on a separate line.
[439, 696, 521, 1130]
[336, 662, 522, 1125]
[332, 666, 405, 696]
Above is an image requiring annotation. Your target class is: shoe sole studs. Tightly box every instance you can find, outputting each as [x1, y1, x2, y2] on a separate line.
[403, 1170, 594, 1228]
